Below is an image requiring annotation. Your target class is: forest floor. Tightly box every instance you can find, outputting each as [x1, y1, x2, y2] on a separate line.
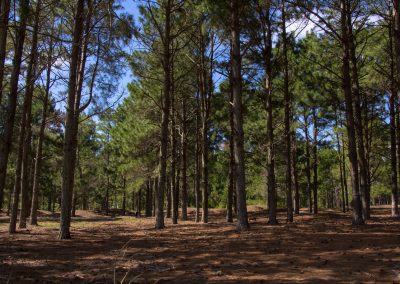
[0, 206, 400, 283]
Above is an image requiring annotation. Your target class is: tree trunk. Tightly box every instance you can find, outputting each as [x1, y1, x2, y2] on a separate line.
[155, 0, 172, 229]
[0, 0, 30, 212]
[335, 112, 346, 213]
[281, 0, 293, 222]
[261, 0, 277, 224]
[227, 76, 234, 223]
[8, 0, 32, 233]
[146, 179, 152, 217]
[303, 109, 312, 213]
[59, 0, 86, 239]
[122, 177, 126, 216]
[195, 95, 201, 223]
[153, 177, 157, 217]
[19, 0, 41, 228]
[393, 0, 400, 218]
[346, 1, 369, 220]
[312, 107, 318, 214]
[292, 132, 300, 215]
[166, 176, 171, 218]
[71, 191, 77, 217]
[340, 0, 364, 225]
[171, 85, 178, 224]
[231, 0, 249, 230]
[390, 15, 399, 217]
[181, 97, 188, 221]
[0, 0, 11, 105]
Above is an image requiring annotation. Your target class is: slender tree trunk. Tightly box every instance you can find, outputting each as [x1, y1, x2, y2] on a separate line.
[152, 177, 157, 217]
[146, 179, 152, 217]
[335, 112, 346, 213]
[0, 0, 11, 105]
[59, 0, 86, 239]
[292, 132, 300, 215]
[155, 0, 172, 229]
[281, 0, 293, 222]
[8, 0, 32, 233]
[71, 191, 77, 217]
[340, 0, 364, 225]
[136, 188, 142, 216]
[393, 0, 400, 217]
[227, 78, 234, 223]
[29, 43, 51, 223]
[195, 95, 201, 222]
[18, 0, 41, 228]
[181, 98, 188, 221]
[303, 110, 312, 213]
[231, 0, 249, 230]
[198, 29, 212, 224]
[171, 85, 178, 224]
[389, 16, 399, 217]
[312, 107, 318, 214]
[261, 0, 277, 224]
[122, 177, 126, 216]
[346, 2, 369, 220]
[0, 0, 30, 212]
[166, 176, 171, 218]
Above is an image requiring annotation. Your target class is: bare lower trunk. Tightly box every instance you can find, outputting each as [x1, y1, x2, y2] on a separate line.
[393, 0, 400, 217]
[59, 0, 86, 239]
[390, 18, 399, 217]
[312, 107, 318, 214]
[195, 99, 201, 223]
[181, 98, 188, 221]
[231, 0, 249, 230]
[281, 0, 293, 222]
[145, 179, 152, 217]
[261, 0, 277, 224]
[155, 0, 172, 229]
[340, 0, 364, 225]
[347, 4, 369, 220]
[227, 83, 234, 223]
[19, 0, 41, 228]
[292, 133, 300, 215]
[335, 113, 346, 213]
[303, 110, 312, 213]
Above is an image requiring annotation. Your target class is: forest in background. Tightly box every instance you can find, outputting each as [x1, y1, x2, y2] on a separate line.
[0, 0, 399, 239]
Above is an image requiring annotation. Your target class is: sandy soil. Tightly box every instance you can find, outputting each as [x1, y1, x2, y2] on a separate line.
[0, 206, 399, 283]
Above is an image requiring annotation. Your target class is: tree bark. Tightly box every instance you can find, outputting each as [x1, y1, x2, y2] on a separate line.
[155, 0, 172, 229]
[0, 0, 11, 105]
[260, 0, 277, 224]
[231, 0, 249, 230]
[393, 0, 400, 218]
[312, 107, 318, 214]
[292, 132, 300, 215]
[389, 13, 399, 217]
[58, 0, 86, 239]
[340, 0, 364, 225]
[303, 109, 312, 213]
[281, 0, 293, 222]
[181, 97, 188, 221]
[195, 94, 201, 222]
[0, 0, 30, 212]
[171, 81, 178, 224]
[146, 179, 152, 217]
[227, 74, 234, 223]
[335, 112, 346, 213]
[8, 0, 31, 233]
[19, 0, 42, 228]
[346, 1, 369, 220]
